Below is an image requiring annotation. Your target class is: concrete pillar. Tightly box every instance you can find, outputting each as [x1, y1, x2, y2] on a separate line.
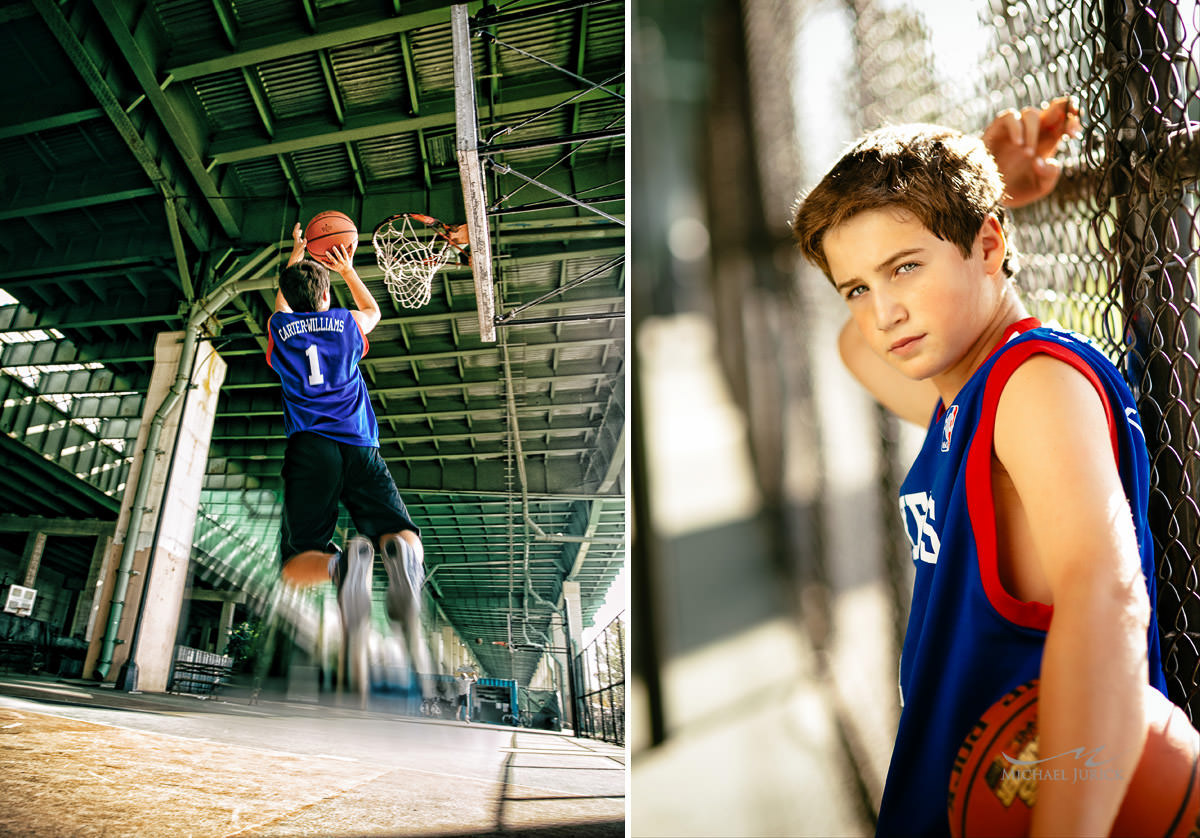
[442, 626, 458, 673]
[83, 332, 227, 690]
[430, 628, 444, 675]
[218, 600, 236, 656]
[562, 580, 583, 654]
[21, 531, 47, 588]
[529, 651, 557, 691]
[72, 534, 113, 639]
[551, 621, 574, 730]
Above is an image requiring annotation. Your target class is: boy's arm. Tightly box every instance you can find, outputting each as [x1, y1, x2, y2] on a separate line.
[994, 355, 1151, 837]
[322, 242, 381, 334]
[274, 223, 307, 313]
[838, 320, 940, 426]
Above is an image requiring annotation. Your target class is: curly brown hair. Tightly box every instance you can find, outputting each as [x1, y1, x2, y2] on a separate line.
[791, 124, 1014, 283]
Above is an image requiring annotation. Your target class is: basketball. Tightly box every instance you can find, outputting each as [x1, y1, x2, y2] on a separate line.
[304, 210, 358, 259]
[948, 679, 1200, 837]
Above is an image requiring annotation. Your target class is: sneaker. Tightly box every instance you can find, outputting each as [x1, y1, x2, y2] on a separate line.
[380, 533, 422, 622]
[332, 536, 374, 635]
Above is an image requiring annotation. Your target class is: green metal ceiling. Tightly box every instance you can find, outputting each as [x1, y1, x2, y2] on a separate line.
[0, 0, 626, 685]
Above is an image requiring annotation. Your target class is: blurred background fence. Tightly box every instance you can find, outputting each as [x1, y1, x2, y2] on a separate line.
[632, 0, 1200, 835]
[574, 612, 625, 745]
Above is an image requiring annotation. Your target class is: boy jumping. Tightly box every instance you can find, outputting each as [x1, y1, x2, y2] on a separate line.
[266, 224, 427, 671]
[792, 99, 1168, 836]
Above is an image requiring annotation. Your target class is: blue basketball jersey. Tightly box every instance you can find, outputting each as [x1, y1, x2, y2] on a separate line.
[265, 308, 379, 447]
[876, 318, 1168, 837]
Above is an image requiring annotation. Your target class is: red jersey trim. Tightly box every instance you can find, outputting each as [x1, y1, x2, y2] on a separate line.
[965, 337, 1120, 631]
[934, 317, 1044, 422]
[265, 311, 277, 368]
[356, 315, 369, 358]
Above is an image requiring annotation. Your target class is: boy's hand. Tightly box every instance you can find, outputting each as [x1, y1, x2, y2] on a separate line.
[320, 242, 357, 275]
[983, 96, 1081, 208]
[287, 222, 307, 267]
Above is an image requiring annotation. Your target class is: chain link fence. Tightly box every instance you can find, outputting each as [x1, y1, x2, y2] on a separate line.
[574, 612, 625, 745]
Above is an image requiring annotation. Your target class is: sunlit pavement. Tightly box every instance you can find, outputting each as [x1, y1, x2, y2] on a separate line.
[0, 673, 625, 837]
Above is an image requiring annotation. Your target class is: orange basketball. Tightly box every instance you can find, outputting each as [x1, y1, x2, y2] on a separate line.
[304, 210, 358, 259]
[948, 679, 1200, 837]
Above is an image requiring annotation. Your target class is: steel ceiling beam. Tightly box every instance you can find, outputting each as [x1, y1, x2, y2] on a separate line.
[219, 367, 618, 395]
[35, 368, 145, 397]
[0, 433, 121, 515]
[30, 0, 210, 250]
[68, 394, 146, 421]
[0, 109, 102, 141]
[0, 339, 147, 368]
[199, 472, 618, 501]
[166, 0, 488, 81]
[0, 179, 157, 221]
[211, 413, 603, 441]
[0, 301, 179, 335]
[0, 239, 173, 282]
[207, 457, 616, 496]
[360, 335, 622, 367]
[91, 0, 245, 239]
[0, 515, 116, 537]
[217, 398, 609, 425]
[208, 83, 620, 165]
[210, 438, 601, 461]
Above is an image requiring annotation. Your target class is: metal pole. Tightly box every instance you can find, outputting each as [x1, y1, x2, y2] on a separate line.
[1106, 0, 1200, 717]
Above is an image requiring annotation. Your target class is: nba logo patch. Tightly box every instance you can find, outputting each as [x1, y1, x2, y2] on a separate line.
[941, 404, 959, 453]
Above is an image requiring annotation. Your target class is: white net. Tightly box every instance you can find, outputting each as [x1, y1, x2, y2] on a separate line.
[373, 214, 457, 309]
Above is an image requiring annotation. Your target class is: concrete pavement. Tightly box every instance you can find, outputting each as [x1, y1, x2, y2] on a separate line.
[0, 673, 625, 837]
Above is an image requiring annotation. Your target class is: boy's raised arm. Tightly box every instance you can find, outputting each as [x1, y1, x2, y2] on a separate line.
[274, 223, 307, 314]
[838, 320, 941, 426]
[322, 243, 381, 335]
[994, 355, 1151, 836]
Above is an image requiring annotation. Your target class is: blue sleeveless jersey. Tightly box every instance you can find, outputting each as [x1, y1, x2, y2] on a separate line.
[265, 309, 379, 447]
[876, 319, 1168, 837]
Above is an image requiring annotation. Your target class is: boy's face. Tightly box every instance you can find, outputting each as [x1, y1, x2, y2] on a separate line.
[824, 207, 1006, 383]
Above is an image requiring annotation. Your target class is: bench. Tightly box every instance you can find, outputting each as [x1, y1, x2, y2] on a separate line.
[168, 659, 233, 697]
[0, 612, 48, 674]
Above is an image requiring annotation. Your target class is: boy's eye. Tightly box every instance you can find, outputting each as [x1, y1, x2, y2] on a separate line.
[845, 284, 868, 300]
[896, 262, 920, 274]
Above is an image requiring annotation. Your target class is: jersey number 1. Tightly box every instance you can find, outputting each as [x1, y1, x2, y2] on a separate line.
[305, 343, 325, 386]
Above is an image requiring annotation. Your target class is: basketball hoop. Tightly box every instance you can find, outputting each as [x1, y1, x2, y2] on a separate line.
[372, 213, 469, 309]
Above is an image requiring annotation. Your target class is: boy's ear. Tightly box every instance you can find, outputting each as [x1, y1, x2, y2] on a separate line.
[978, 214, 1006, 276]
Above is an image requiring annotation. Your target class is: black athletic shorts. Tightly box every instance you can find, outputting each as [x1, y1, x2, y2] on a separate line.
[279, 431, 419, 562]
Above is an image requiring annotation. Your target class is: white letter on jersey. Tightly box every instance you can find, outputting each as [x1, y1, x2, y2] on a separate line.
[899, 491, 941, 564]
[1125, 406, 1145, 441]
